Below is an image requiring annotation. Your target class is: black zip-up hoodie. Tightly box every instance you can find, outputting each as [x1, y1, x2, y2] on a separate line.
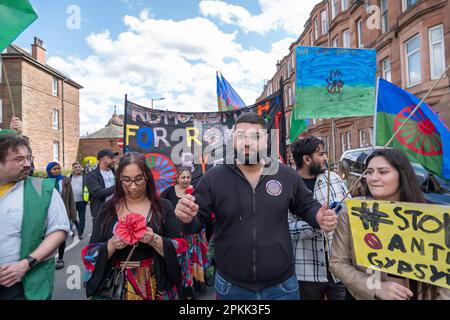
[183, 160, 322, 290]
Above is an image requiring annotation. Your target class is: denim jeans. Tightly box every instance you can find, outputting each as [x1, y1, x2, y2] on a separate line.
[215, 272, 299, 300]
[75, 201, 87, 236]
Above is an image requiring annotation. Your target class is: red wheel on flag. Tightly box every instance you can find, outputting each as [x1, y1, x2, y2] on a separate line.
[144, 153, 176, 194]
[393, 105, 442, 156]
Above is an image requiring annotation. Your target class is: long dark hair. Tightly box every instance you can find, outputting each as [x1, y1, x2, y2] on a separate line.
[365, 149, 437, 299]
[364, 149, 426, 203]
[101, 152, 163, 237]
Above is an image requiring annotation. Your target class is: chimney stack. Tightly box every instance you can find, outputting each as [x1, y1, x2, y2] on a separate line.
[31, 37, 46, 64]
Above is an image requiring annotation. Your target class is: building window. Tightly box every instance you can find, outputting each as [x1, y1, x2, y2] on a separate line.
[52, 110, 59, 129]
[357, 19, 364, 48]
[331, 0, 338, 20]
[341, 132, 352, 152]
[343, 30, 350, 48]
[359, 129, 367, 147]
[52, 77, 58, 96]
[0, 99, 2, 124]
[292, 87, 295, 104]
[402, 0, 418, 12]
[341, 133, 347, 152]
[405, 34, 421, 87]
[369, 127, 374, 145]
[382, 58, 391, 82]
[0, 61, 2, 83]
[332, 36, 339, 48]
[288, 87, 292, 106]
[321, 10, 328, 34]
[314, 18, 319, 40]
[429, 25, 445, 80]
[381, 0, 388, 34]
[53, 142, 59, 162]
[311, 32, 314, 46]
[341, 0, 348, 11]
[365, 0, 372, 13]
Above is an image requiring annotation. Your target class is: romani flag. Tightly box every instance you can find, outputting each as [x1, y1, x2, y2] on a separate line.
[0, 0, 38, 52]
[216, 71, 246, 112]
[375, 78, 450, 180]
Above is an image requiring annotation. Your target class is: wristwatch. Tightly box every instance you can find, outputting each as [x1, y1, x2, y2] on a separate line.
[26, 256, 38, 269]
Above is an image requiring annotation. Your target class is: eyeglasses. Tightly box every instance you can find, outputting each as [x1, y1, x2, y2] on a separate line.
[121, 175, 147, 186]
[5, 155, 34, 165]
[234, 132, 265, 142]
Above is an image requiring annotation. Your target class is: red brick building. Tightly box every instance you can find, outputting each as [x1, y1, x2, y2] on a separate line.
[1, 37, 83, 169]
[78, 110, 124, 162]
[258, 0, 450, 164]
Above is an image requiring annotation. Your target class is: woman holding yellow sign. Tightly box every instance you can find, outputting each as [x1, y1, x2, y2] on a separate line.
[330, 149, 450, 300]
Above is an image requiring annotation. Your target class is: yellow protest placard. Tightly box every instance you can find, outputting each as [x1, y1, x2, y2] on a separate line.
[346, 199, 450, 289]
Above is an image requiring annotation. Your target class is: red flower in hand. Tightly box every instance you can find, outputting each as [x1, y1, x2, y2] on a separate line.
[113, 213, 147, 245]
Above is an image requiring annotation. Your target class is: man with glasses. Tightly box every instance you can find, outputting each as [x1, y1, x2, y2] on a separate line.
[85, 149, 119, 225]
[0, 134, 70, 300]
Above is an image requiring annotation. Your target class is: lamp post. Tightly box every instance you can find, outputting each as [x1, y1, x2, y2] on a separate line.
[151, 97, 165, 109]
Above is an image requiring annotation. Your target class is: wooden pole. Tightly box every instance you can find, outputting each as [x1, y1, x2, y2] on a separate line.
[0, 53, 16, 118]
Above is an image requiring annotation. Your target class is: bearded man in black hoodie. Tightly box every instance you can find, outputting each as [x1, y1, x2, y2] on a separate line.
[175, 113, 337, 300]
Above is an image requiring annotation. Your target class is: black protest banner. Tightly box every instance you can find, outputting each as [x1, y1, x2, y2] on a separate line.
[123, 92, 286, 194]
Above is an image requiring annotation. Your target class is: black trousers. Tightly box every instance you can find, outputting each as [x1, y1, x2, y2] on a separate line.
[299, 280, 346, 300]
[0, 283, 25, 300]
[58, 241, 66, 260]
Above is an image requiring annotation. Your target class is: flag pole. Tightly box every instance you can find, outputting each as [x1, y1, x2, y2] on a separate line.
[373, 76, 381, 147]
[0, 53, 16, 118]
[327, 159, 331, 207]
[123, 94, 128, 155]
[279, 76, 287, 162]
[331, 117, 336, 165]
[326, 118, 334, 207]
[336, 62, 450, 208]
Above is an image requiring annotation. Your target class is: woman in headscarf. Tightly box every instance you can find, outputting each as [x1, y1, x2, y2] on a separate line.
[46, 162, 77, 270]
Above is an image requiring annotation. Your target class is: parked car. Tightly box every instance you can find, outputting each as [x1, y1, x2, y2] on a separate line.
[340, 147, 450, 205]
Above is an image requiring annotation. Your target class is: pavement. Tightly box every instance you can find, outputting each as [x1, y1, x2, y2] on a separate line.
[52, 205, 216, 300]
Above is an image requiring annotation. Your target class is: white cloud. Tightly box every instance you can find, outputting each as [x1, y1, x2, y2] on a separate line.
[199, 0, 318, 35]
[47, 8, 294, 135]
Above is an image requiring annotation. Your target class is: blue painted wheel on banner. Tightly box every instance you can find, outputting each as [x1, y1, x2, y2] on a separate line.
[144, 153, 177, 195]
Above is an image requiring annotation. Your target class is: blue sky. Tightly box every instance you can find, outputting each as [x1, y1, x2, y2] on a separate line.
[14, 0, 318, 135]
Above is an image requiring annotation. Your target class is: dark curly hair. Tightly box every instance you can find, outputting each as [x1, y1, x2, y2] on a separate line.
[0, 134, 30, 163]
